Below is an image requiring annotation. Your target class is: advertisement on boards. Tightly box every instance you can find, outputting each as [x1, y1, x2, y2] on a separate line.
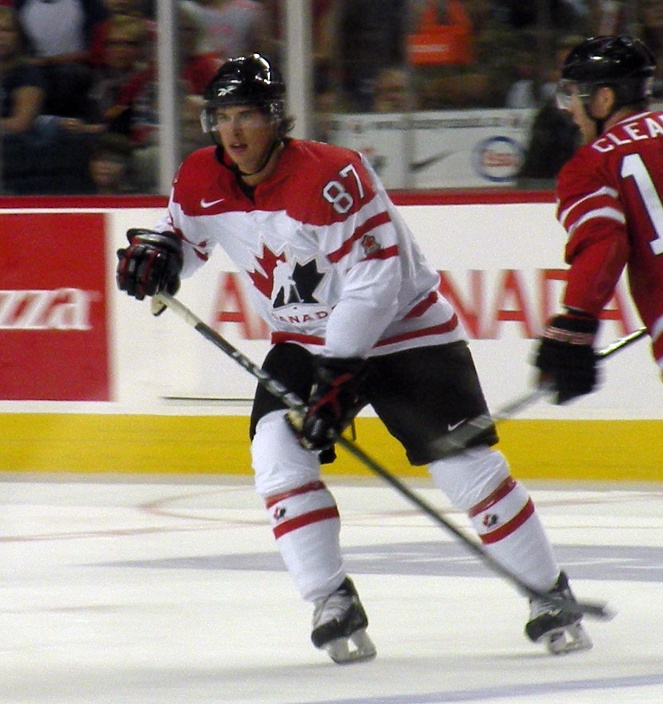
[327, 109, 533, 188]
[0, 212, 109, 401]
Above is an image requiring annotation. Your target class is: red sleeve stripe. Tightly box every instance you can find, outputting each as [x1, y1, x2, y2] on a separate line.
[373, 314, 459, 347]
[558, 186, 618, 224]
[566, 207, 625, 237]
[558, 187, 625, 234]
[404, 291, 438, 319]
[271, 312, 458, 349]
[327, 211, 392, 263]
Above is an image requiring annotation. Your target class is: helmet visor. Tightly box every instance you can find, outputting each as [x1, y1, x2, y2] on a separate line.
[200, 101, 283, 134]
[200, 105, 276, 134]
[555, 79, 593, 110]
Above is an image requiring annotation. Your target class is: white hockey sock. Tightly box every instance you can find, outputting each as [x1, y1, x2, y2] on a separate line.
[468, 477, 559, 592]
[430, 447, 559, 592]
[266, 481, 345, 601]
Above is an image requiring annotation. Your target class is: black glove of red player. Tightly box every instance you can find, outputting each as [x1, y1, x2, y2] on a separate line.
[534, 311, 599, 404]
[116, 229, 183, 301]
[287, 356, 366, 451]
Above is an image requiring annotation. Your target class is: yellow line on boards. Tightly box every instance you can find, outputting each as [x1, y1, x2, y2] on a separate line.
[0, 414, 661, 481]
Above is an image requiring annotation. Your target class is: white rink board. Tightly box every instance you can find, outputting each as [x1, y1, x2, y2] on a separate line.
[0, 202, 658, 420]
[107, 202, 659, 421]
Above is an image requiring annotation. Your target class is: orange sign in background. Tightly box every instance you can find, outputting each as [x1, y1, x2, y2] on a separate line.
[0, 212, 110, 400]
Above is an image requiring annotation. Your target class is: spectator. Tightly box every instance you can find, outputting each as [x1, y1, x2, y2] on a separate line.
[504, 35, 541, 108]
[336, 0, 408, 111]
[0, 4, 45, 136]
[373, 65, 411, 112]
[636, 0, 663, 97]
[91, 14, 149, 125]
[412, 0, 520, 109]
[0, 4, 50, 193]
[16, 0, 109, 118]
[113, 4, 221, 147]
[412, 1, 592, 111]
[112, 3, 223, 190]
[515, 100, 579, 189]
[494, 0, 593, 34]
[264, 0, 339, 140]
[182, 0, 275, 60]
[515, 34, 584, 189]
[264, 0, 337, 96]
[88, 131, 135, 193]
[89, 0, 154, 68]
[51, 13, 149, 140]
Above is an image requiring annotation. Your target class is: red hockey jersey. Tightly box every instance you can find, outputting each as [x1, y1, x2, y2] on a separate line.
[556, 110, 663, 367]
[157, 139, 463, 358]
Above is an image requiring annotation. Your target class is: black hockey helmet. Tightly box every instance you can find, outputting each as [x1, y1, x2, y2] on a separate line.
[556, 35, 656, 110]
[201, 54, 286, 134]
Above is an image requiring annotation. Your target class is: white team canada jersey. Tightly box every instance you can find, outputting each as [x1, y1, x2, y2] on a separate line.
[156, 139, 464, 358]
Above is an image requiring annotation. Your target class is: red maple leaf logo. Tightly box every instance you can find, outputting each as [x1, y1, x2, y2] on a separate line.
[248, 244, 286, 299]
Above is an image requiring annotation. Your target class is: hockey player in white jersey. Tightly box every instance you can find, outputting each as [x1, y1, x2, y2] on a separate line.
[116, 54, 591, 662]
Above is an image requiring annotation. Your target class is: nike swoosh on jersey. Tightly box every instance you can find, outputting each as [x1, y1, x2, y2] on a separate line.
[200, 197, 226, 208]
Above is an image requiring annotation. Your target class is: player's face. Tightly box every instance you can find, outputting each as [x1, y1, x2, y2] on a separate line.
[212, 105, 277, 175]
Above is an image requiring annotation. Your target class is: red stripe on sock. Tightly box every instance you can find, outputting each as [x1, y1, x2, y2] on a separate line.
[479, 498, 535, 544]
[468, 477, 517, 518]
[272, 506, 340, 539]
[265, 481, 326, 509]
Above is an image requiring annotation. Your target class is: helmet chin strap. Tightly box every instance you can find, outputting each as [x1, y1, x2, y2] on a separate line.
[234, 138, 282, 178]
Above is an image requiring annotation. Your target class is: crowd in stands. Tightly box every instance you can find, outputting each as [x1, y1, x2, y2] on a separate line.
[0, 0, 659, 195]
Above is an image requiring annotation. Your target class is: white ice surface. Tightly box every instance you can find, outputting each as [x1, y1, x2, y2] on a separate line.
[2, 474, 662, 704]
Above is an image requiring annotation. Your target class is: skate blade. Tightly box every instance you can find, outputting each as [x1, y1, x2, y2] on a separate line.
[324, 629, 377, 665]
[545, 623, 593, 655]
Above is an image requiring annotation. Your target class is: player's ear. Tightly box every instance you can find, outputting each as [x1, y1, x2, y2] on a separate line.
[594, 85, 617, 119]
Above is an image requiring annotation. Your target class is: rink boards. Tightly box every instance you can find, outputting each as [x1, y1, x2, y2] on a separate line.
[0, 194, 660, 479]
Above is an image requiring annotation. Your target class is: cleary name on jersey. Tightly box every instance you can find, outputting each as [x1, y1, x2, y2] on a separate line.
[156, 139, 463, 359]
[556, 110, 663, 367]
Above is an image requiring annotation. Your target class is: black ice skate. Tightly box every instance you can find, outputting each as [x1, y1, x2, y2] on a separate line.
[311, 577, 377, 664]
[525, 571, 593, 655]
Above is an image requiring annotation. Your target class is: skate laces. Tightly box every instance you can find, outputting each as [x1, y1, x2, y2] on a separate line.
[529, 572, 580, 620]
[313, 581, 356, 628]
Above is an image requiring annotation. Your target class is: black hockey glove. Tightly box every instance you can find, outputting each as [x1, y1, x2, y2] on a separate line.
[287, 356, 366, 452]
[534, 312, 599, 404]
[116, 229, 183, 302]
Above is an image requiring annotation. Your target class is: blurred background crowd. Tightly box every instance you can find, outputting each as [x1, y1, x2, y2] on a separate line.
[0, 0, 661, 195]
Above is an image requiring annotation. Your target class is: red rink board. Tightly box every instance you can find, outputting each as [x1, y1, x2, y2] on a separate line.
[0, 212, 110, 400]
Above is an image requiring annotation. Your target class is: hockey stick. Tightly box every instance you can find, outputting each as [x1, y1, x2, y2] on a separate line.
[433, 326, 648, 457]
[153, 292, 613, 619]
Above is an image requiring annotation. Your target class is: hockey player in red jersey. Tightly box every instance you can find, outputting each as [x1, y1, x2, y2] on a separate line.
[117, 54, 591, 662]
[535, 35, 663, 399]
